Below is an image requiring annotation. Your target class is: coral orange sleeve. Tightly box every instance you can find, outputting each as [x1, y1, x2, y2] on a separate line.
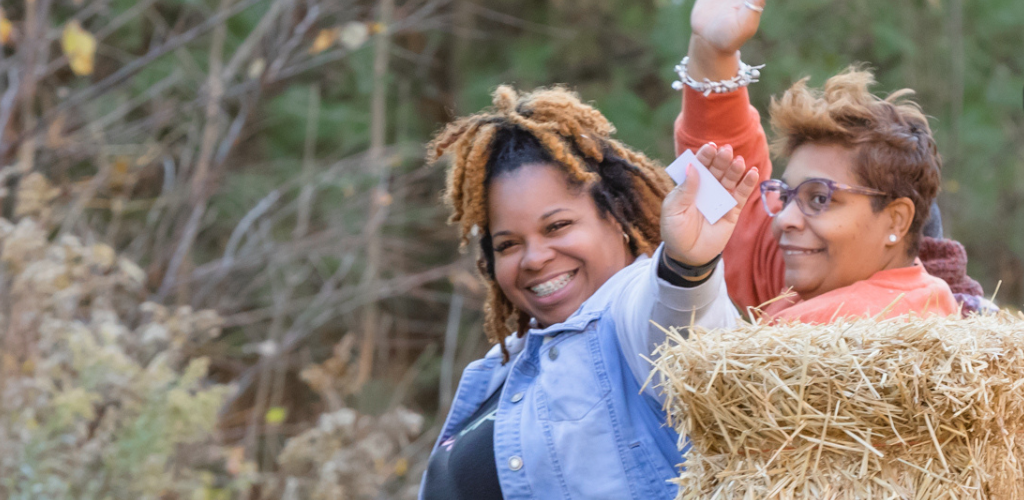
[674, 87, 784, 313]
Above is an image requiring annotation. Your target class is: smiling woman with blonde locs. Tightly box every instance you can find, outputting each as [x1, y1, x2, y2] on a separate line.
[421, 85, 759, 499]
[429, 85, 673, 359]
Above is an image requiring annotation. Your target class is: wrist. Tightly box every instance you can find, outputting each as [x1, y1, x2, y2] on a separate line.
[662, 250, 722, 280]
[686, 34, 740, 82]
[664, 247, 716, 269]
[671, 51, 762, 97]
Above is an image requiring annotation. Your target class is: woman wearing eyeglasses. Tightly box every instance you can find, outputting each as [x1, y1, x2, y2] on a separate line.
[673, 0, 961, 322]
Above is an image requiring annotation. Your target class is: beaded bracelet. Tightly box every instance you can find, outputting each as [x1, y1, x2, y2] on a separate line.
[671, 56, 764, 96]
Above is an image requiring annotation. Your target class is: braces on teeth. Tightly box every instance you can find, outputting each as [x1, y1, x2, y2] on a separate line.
[532, 272, 574, 297]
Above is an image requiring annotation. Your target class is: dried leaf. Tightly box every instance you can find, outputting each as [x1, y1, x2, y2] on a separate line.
[339, 22, 369, 50]
[309, 28, 338, 55]
[90, 244, 116, 270]
[45, 113, 68, 148]
[15, 172, 60, 219]
[109, 157, 131, 191]
[247, 57, 265, 79]
[61, 20, 97, 76]
[225, 446, 246, 476]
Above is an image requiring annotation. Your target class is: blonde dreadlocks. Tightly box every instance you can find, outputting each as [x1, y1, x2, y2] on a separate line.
[427, 85, 673, 360]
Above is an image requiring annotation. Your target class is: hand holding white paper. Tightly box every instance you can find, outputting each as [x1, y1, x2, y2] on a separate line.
[664, 149, 738, 225]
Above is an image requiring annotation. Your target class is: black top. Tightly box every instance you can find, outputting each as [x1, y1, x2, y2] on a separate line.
[422, 384, 505, 500]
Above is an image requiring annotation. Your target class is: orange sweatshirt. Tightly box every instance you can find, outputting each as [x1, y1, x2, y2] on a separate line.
[674, 87, 958, 323]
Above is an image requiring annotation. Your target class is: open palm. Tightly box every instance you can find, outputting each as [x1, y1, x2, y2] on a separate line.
[660, 144, 758, 267]
[690, 0, 765, 55]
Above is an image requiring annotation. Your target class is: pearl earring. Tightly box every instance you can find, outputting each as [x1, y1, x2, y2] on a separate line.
[623, 232, 630, 244]
[888, 234, 898, 243]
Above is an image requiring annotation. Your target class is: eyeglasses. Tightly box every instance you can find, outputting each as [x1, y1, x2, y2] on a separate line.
[760, 178, 888, 217]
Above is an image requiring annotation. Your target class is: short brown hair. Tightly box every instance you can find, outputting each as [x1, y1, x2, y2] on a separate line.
[769, 66, 942, 256]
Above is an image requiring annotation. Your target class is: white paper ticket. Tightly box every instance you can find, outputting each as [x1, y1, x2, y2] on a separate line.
[664, 149, 738, 225]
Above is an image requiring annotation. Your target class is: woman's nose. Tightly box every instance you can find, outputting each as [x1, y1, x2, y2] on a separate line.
[520, 240, 555, 271]
[774, 198, 806, 231]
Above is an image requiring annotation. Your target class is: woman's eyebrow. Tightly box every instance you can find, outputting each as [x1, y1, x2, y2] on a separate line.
[541, 208, 569, 219]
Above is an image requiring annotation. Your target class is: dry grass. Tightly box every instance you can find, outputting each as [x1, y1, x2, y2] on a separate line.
[652, 312, 1024, 499]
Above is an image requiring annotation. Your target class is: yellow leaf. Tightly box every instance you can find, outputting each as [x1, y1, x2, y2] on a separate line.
[0, 10, 14, 46]
[109, 157, 131, 191]
[61, 20, 97, 76]
[394, 457, 409, 476]
[265, 406, 287, 425]
[309, 28, 338, 55]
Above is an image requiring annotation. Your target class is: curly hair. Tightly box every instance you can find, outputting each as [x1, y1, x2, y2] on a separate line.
[427, 85, 673, 361]
[769, 66, 942, 256]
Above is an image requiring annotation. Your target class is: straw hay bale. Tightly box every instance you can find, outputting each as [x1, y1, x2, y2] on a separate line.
[652, 313, 1024, 499]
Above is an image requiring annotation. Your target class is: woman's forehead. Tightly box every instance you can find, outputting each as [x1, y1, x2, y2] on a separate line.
[486, 164, 591, 229]
[782, 143, 859, 185]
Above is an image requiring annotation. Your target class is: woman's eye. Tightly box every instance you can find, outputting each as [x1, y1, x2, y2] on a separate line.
[494, 241, 516, 253]
[547, 220, 572, 233]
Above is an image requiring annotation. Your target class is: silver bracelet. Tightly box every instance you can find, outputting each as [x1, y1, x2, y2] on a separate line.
[671, 56, 764, 96]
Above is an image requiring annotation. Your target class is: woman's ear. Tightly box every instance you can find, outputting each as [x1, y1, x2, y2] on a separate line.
[886, 197, 916, 243]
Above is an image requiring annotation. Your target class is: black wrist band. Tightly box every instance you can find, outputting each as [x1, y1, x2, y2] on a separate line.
[662, 251, 722, 279]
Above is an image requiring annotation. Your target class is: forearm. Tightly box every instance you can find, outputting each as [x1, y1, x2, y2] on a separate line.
[673, 58, 783, 312]
[614, 245, 738, 400]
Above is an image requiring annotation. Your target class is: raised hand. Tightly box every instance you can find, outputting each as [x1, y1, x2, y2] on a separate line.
[691, 0, 765, 55]
[660, 143, 758, 268]
[686, 0, 765, 82]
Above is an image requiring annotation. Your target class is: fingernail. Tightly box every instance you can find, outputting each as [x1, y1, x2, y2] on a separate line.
[708, 142, 717, 148]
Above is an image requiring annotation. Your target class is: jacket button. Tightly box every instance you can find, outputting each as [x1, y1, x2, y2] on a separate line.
[511, 392, 524, 403]
[548, 346, 559, 361]
[508, 456, 523, 471]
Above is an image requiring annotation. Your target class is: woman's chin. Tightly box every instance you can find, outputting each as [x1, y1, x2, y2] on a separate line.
[529, 300, 579, 329]
[783, 272, 824, 300]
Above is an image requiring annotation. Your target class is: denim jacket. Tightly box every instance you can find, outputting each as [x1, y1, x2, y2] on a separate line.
[422, 245, 738, 499]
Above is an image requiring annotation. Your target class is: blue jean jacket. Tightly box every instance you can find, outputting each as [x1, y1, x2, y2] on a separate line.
[422, 245, 738, 499]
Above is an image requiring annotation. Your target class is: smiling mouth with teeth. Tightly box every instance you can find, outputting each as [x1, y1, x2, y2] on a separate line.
[530, 271, 576, 297]
[784, 249, 824, 255]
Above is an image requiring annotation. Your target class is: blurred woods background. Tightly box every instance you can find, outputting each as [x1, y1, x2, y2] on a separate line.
[0, 0, 1020, 498]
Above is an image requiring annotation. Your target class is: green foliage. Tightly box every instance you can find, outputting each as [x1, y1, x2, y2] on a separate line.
[0, 217, 247, 499]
